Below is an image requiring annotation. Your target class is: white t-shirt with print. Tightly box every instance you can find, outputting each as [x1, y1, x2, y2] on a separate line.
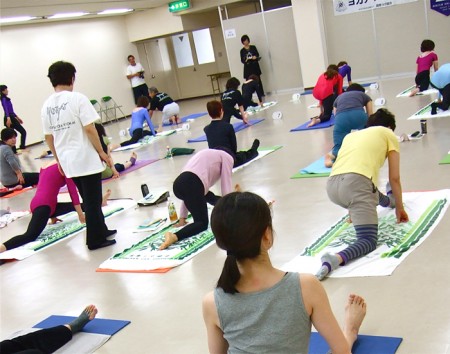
[126, 62, 146, 88]
[41, 91, 104, 178]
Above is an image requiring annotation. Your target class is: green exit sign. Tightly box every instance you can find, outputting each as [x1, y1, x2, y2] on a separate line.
[168, 0, 191, 13]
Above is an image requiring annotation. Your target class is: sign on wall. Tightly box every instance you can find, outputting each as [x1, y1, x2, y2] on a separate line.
[430, 0, 450, 16]
[333, 0, 418, 15]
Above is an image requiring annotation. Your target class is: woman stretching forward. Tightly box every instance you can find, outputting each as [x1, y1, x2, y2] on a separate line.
[203, 191, 367, 354]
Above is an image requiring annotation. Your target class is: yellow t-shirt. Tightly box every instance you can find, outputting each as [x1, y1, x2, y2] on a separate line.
[330, 126, 399, 187]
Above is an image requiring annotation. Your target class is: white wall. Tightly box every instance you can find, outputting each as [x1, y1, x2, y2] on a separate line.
[222, 7, 302, 93]
[320, 0, 450, 80]
[0, 17, 139, 145]
[125, 6, 184, 42]
[292, 0, 327, 87]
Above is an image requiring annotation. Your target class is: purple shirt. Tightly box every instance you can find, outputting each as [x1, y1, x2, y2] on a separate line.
[338, 64, 352, 83]
[416, 52, 438, 73]
[179, 149, 234, 218]
[30, 164, 80, 215]
[1, 97, 14, 117]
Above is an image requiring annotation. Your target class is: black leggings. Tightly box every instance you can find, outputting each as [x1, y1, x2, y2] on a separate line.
[0, 325, 72, 354]
[4, 113, 27, 149]
[437, 83, 450, 111]
[319, 94, 337, 123]
[120, 128, 154, 147]
[72, 173, 109, 248]
[222, 108, 242, 124]
[4, 172, 40, 189]
[3, 203, 81, 250]
[415, 70, 430, 92]
[172, 172, 220, 241]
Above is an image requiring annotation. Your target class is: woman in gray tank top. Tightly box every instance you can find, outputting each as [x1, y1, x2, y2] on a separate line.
[202, 191, 367, 354]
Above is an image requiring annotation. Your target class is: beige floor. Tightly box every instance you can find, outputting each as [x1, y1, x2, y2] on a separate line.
[1, 77, 449, 354]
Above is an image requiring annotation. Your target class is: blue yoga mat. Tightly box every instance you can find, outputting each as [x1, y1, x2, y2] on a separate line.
[301, 156, 331, 175]
[188, 118, 264, 143]
[291, 115, 335, 131]
[309, 332, 402, 354]
[34, 315, 130, 336]
[301, 82, 374, 96]
[162, 112, 208, 126]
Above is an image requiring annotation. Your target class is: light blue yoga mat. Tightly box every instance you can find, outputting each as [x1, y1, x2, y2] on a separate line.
[301, 82, 374, 96]
[309, 332, 402, 354]
[162, 112, 208, 126]
[291, 156, 331, 178]
[34, 315, 130, 335]
[290, 115, 335, 132]
[188, 118, 265, 143]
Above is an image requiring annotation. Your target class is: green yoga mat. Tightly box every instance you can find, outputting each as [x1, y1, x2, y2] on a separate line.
[439, 154, 450, 164]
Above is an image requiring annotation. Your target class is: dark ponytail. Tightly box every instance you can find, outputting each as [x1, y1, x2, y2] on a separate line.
[212, 191, 272, 294]
[324, 64, 339, 80]
[217, 255, 241, 294]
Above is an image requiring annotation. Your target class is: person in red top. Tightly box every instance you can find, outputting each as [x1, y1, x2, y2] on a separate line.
[0, 162, 85, 252]
[409, 39, 439, 96]
[309, 65, 343, 127]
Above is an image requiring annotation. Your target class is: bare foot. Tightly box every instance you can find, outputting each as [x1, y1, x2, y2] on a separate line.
[84, 304, 98, 320]
[0, 244, 6, 253]
[50, 217, 62, 224]
[242, 112, 249, 124]
[102, 189, 112, 206]
[234, 184, 242, 192]
[409, 88, 419, 97]
[131, 152, 137, 160]
[11, 185, 23, 191]
[343, 294, 367, 348]
[307, 117, 321, 127]
[159, 232, 178, 250]
[324, 153, 335, 168]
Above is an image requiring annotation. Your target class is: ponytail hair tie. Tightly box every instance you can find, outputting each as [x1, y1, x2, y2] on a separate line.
[227, 250, 235, 257]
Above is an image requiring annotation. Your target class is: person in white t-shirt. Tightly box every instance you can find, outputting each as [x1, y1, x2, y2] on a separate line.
[42, 61, 117, 251]
[126, 55, 150, 104]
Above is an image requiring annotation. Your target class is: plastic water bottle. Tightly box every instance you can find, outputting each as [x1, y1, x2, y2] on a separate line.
[168, 200, 178, 222]
[166, 146, 173, 159]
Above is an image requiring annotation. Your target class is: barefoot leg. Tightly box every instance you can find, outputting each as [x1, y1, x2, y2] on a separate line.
[343, 294, 367, 348]
[102, 189, 112, 207]
[159, 232, 178, 250]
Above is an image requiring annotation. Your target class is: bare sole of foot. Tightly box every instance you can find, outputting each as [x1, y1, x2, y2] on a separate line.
[102, 189, 112, 207]
[159, 232, 178, 250]
[343, 294, 366, 346]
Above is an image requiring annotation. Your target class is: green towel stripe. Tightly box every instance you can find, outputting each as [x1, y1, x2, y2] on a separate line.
[388, 201, 444, 258]
[172, 231, 215, 260]
[302, 216, 350, 256]
[382, 199, 446, 258]
[33, 207, 124, 251]
[400, 85, 415, 95]
[113, 220, 182, 258]
[257, 145, 283, 152]
[415, 101, 433, 116]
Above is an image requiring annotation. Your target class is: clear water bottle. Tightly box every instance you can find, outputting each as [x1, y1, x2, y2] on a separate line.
[168, 200, 178, 222]
[166, 146, 173, 159]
